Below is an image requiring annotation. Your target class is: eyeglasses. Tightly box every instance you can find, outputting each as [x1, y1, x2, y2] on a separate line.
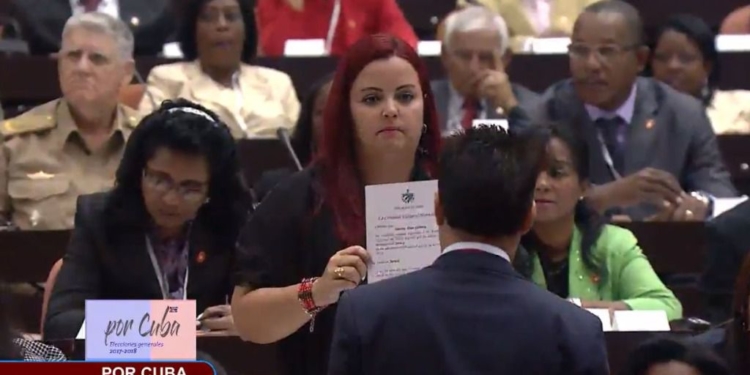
[568, 43, 639, 64]
[142, 167, 208, 204]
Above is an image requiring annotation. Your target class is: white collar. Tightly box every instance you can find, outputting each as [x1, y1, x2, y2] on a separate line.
[442, 241, 510, 262]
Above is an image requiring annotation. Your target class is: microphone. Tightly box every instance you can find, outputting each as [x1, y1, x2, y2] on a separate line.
[276, 127, 303, 171]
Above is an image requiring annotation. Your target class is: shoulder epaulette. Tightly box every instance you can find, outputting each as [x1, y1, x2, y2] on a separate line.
[121, 106, 143, 128]
[0, 108, 57, 138]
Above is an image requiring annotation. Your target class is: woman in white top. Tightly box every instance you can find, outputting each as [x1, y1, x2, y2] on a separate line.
[140, 0, 300, 138]
[649, 14, 750, 134]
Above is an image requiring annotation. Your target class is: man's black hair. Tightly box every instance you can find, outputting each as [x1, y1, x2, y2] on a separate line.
[438, 125, 548, 237]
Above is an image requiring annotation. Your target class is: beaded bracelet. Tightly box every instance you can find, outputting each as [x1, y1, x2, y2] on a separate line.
[298, 277, 322, 332]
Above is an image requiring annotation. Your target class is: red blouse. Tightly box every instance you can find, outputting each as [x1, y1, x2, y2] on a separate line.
[256, 0, 419, 56]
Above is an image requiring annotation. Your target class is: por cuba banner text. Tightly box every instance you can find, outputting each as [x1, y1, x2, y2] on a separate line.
[0, 362, 215, 375]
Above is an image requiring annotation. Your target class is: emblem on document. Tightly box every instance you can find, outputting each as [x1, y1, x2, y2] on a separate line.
[401, 189, 415, 204]
[26, 171, 55, 180]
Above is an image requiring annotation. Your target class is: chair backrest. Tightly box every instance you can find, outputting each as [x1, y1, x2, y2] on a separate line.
[119, 83, 146, 110]
[40, 259, 63, 336]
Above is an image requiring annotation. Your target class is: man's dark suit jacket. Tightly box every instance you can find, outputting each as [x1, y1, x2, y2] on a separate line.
[532, 77, 736, 219]
[328, 250, 609, 375]
[43, 192, 234, 340]
[431, 79, 540, 136]
[11, 0, 174, 56]
[701, 199, 750, 322]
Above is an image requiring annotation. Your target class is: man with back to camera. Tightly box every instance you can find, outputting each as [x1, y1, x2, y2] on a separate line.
[532, 0, 736, 221]
[328, 126, 609, 375]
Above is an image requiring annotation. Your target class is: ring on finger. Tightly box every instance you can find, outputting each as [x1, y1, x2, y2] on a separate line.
[685, 209, 694, 219]
[334, 267, 345, 279]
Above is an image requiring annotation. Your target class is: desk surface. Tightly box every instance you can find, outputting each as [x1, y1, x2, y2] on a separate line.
[3, 53, 750, 106]
[46, 332, 690, 375]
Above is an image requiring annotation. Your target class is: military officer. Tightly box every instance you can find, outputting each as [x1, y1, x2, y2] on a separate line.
[0, 12, 139, 230]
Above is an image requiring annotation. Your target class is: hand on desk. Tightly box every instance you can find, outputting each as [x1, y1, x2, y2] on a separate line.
[199, 305, 235, 333]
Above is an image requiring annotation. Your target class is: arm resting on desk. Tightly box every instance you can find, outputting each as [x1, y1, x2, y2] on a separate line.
[43, 198, 102, 340]
[604, 227, 683, 320]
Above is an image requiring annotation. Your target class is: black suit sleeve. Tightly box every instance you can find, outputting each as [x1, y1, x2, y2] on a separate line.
[328, 293, 361, 375]
[559, 311, 609, 375]
[43, 197, 103, 340]
[683, 105, 737, 197]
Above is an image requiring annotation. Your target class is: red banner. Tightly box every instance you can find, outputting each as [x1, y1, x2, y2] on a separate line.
[0, 362, 215, 375]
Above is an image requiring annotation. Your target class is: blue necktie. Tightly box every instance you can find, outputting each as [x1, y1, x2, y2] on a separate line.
[596, 116, 626, 175]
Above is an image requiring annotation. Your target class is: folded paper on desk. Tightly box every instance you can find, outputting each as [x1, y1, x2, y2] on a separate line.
[586, 309, 613, 331]
[76, 320, 85, 339]
[612, 310, 670, 332]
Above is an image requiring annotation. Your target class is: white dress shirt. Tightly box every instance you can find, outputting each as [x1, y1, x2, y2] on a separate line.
[70, 0, 120, 18]
[523, 0, 551, 34]
[441, 241, 510, 262]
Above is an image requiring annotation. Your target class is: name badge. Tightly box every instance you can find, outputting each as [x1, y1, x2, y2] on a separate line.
[85, 300, 197, 361]
[472, 119, 508, 131]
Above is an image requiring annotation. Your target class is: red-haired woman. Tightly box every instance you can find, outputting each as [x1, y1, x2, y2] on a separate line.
[230, 34, 441, 375]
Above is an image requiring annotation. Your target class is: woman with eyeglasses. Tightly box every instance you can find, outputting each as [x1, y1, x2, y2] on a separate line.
[43, 99, 251, 340]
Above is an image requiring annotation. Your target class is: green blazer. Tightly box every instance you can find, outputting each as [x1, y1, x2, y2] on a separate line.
[530, 224, 683, 321]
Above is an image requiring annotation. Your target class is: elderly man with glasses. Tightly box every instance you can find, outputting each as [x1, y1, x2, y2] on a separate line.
[532, 0, 736, 222]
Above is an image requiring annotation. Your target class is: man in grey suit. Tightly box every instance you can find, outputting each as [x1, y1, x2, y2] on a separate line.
[533, 1, 736, 221]
[432, 6, 539, 136]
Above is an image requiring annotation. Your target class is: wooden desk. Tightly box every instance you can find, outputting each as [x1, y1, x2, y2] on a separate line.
[47, 332, 690, 375]
[0, 230, 70, 283]
[619, 222, 707, 276]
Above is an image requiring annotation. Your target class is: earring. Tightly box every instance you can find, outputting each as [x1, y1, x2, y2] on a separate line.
[422, 123, 427, 134]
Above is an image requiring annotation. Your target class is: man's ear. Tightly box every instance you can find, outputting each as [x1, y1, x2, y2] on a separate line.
[520, 201, 536, 235]
[434, 192, 445, 227]
[501, 49, 513, 69]
[121, 59, 136, 88]
[635, 45, 650, 73]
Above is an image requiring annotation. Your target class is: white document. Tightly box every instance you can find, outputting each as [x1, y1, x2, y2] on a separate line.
[365, 180, 441, 283]
[284, 39, 326, 56]
[585, 308, 613, 331]
[76, 320, 86, 339]
[712, 196, 748, 218]
[612, 310, 670, 332]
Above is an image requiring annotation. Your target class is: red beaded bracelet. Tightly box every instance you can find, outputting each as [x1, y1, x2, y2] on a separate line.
[298, 277, 322, 332]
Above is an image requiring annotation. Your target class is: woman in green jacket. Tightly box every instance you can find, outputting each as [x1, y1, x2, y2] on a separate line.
[515, 123, 683, 321]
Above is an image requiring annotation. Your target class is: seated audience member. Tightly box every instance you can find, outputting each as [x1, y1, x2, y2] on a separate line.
[650, 14, 750, 134]
[231, 34, 442, 375]
[10, 0, 174, 56]
[140, 0, 300, 139]
[455, 0, 601, 50]
[253, 73, 334, 201]
[328, 126, 609, 375]
[0, 289, 66, 361]
[44, 100, 250, 340]
[620, 337, 731, 375]
[516, 123, 682, 320]
[701, 199, 750, 322]
[0, 12, 140, 230]
[533, 0, 736, 221]
[694, 252, 750, 374]
[720, 4, 750, 34]
[256, 0, 418, 57]
[434, 6, 537, 136]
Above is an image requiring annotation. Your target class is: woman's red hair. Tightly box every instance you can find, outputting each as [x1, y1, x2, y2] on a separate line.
[314, 33, 441, 247]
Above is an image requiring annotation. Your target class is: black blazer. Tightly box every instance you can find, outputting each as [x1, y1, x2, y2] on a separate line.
[533, 77, 736, 219]
[43, 192, 234, 340]
[11, 0, 174, 56]
[328, 250, 609, 375]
